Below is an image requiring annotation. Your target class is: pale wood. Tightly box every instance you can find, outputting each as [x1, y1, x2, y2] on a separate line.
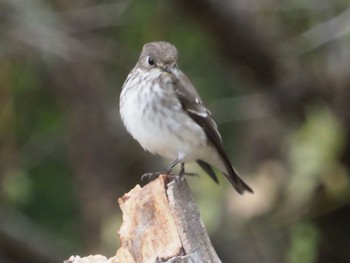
[64, 174, 221, 263]
[166, 176, 222, 262]
[116, 174, 221, 263]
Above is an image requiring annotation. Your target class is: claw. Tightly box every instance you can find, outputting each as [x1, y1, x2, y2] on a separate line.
[140, 167, 174, 181]
[141, 157, 200, 183]
[141, 172, 160, 181]
[141, 157, 182, 182]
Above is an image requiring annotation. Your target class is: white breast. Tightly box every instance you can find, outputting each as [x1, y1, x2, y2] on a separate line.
[120, 69, 208, 162]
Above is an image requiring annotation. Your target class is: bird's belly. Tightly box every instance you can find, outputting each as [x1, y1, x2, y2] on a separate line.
[137, 121, 207, 162]
[120, 84, 207, 162]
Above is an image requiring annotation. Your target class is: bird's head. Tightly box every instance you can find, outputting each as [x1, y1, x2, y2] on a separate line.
[137, 41, 179, 74]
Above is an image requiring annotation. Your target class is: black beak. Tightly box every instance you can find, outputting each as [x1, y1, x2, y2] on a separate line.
[164, 65, 172, 73]
[164, 64, 177, 74]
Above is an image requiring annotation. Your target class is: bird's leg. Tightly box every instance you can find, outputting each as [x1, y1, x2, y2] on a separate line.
[178, 163, 198, 179]
[141, 157, 181, 181]
[179, 162, 185, 176]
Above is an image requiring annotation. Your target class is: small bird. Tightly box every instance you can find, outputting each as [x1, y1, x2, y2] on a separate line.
[120, 41, 253, 194]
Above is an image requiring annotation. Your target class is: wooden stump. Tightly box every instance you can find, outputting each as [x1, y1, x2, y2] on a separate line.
[65, 174, 221, 263]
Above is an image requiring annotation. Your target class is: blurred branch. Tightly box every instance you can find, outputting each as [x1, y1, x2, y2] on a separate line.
[0, 208, 65, 263]
[176, 0, 278, 85]
[61, 2, 131, 32]
[175, 0, 327, 122]
[294, 6, 350, 52]
[2, 0, 129, 61]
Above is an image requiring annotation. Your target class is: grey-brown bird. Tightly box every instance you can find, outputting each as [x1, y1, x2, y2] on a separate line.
[120, 41, 253, 194]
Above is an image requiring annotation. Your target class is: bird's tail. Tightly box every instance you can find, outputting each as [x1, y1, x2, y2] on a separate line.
[224, 164, 253, 194]
[201, 148, 253, 195]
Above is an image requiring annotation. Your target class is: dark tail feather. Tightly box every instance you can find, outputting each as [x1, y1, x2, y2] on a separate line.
[209, 138, 253, 194]
[217, 149, 253, 194]
[224, 167, 253, 195]
[185, 110, 253, 194]
[197, 160, 219, 184]
[197, 159, 253, 195]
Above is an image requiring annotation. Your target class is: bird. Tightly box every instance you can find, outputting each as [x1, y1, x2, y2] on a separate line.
[119, 41, 253, 194]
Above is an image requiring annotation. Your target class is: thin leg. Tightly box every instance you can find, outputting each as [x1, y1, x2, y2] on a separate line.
[141, 157, 181, 181]
[179, 163, 185, 175]
[179, 162, 198, 178]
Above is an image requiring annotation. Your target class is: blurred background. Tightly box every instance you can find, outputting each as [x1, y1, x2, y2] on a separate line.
[1, 0, 350, 262]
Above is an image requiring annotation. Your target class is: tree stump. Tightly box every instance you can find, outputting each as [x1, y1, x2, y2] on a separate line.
[65, 174, 221, 263]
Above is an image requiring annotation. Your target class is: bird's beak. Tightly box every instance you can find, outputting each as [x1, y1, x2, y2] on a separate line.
[163, 65, 176, 74]
[164, 65, 171, 73]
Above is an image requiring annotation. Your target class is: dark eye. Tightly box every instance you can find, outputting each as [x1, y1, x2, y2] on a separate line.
[148, 57, 154, 66]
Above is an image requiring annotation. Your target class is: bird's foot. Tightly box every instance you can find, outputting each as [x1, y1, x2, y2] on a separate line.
[177, 163, 198, 180]
[141, 167, 173, 181]
[141, 158, 198, 183]
[141, 157, 182, 182]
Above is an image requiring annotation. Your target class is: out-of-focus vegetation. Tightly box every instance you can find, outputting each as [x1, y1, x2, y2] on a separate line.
[1, 0, 350, 262]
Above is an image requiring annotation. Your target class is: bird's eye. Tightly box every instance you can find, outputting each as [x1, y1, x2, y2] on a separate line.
[147, 57, 155, 66]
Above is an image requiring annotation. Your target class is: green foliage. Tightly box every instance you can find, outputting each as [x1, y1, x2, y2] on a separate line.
[287, 222, 320, 263]
[2, 55, 81, 251]
[289, 106, 345, 177]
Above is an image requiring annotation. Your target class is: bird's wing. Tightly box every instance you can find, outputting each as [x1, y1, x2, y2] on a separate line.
[173, 71, 222, 143]
[172, 71, 253, 194]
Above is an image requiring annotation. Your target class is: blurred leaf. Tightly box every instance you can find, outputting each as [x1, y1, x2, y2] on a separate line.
[2, 169, 33, 206]
[287, 222, 320, 263]
[289, 106, 345, 177]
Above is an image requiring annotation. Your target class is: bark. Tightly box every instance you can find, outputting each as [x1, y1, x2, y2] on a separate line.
[65, 175, 222, 263]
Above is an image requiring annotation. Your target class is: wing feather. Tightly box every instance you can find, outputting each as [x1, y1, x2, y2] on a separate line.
[172, 71, 253, 194]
